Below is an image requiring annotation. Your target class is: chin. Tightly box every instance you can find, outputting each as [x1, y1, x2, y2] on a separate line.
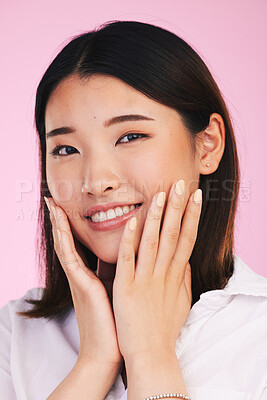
[99, 253, 118, 264]
[80, 226, 140, 265]
[92, 244, 120, 264]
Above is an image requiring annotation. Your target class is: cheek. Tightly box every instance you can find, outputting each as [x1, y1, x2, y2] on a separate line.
[157, 141, 197, 186]
[46, 164, 82, 204]
[124, 153, 165, 198]
[136, 146, 197, 203]
[48, 178, 74, 202]
[127, 147, 180, 194]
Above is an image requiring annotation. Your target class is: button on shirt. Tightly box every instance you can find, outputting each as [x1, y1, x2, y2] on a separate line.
[0, 254, 267, 400]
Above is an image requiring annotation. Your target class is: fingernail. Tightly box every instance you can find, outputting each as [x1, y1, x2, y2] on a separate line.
[44, 196, 51, 212]
[175, 180, 185, 196]
[193, 189, 202, 203]
[129, 217, 137, 231]
[156, 191, 166, 207]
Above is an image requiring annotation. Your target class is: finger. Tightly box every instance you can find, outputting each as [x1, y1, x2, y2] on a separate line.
[49, 204, 81, 268]
[170, 189, 202, 280]
[47, 198, 81, 260]
[184, 262, 192, 306]
[46, 198, 75, 245]
[154, 180, 185, 277]
[134, 191, 166, 279]
[47, 203, 62, 255]
[46, 198, 94, 281]
[115, 217, 137, 286]
[44, 197, 63, 254]
[59, 230, 82, 271]
[59, 229, 99, 298]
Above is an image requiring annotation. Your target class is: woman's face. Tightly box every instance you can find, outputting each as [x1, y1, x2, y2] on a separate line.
[45, 74, 201, 263]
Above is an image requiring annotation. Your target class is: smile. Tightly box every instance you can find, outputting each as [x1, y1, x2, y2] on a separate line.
[88, 203, 141, 222]
[85, 203, 143, 231]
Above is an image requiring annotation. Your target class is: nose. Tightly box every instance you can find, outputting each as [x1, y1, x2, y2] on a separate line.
[81, 153, 121, 199]
[82, 177, 120, 198]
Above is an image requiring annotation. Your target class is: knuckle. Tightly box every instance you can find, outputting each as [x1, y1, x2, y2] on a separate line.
[122, 252, 134, 263]
[188, 206, 200, 219]
[183, 230, 196, 245]
[166, 226, 180, 243]
[148, 209, 161, 220]
[145, 237, 158, 250]
[170, 197, 183, 211]
[185, 263, 191, 274]
[169, 263, 184, 282]
[54, 241, 60, 253]
[64, 262, 79, 273]
[123, 235, 133, 246]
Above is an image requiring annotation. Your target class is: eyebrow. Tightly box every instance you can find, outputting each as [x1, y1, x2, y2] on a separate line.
[46, 114, 155, 138]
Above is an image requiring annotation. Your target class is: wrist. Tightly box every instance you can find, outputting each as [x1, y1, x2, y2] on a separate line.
[76, 356, 122, 376]
[125, 350, 181, 384]
[125, 349, 177, 369]
[47, 357, 122, 400]
[124, 350, 188, 400]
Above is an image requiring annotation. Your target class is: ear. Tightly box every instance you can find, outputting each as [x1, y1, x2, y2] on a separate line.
[198, 113, 225, 175]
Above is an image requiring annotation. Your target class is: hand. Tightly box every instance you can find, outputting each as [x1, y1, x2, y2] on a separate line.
[44, 197, 122, 371]
[112, 181, 202, 362]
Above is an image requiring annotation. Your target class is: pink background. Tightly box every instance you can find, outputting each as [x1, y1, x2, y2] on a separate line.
[1, 0, 266, 308]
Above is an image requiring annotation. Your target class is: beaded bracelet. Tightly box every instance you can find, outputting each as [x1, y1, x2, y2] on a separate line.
[144, 393, 191, 400]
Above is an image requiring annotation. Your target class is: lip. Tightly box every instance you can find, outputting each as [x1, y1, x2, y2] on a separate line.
[85, 203, 142, 231]
[84, 201, 142, 217]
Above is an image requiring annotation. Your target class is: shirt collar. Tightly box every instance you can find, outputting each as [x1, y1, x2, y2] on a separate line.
[182, 254, 267, 328]
[222, 254, 267, 297]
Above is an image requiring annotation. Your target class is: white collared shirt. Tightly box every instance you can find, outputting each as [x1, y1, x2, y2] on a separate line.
[0, 254, 267, 399]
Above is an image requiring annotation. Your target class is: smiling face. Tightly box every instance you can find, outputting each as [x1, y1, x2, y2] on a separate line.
[45, 73, 201, 263]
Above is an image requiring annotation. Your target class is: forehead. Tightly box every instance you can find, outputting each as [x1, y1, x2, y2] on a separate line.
[45, 74, 182, 128]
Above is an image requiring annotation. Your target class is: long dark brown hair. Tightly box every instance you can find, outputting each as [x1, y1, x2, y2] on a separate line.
[17, 20, 240, 321]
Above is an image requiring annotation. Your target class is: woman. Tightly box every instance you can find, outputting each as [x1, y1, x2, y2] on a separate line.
[0, 20, 266, 400]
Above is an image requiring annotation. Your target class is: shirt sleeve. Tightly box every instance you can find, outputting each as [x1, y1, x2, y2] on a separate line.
[0, 302, 17, 399]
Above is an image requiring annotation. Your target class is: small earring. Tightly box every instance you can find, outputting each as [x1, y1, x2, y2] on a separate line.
[206, 163, 210, 167]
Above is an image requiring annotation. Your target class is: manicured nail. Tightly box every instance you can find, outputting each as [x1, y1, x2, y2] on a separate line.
[193, 189, 202, 203]
[129, 217, 137, 231]
[44, 196, 51, 212]
[156, 191, 166, 207]
[175, 180, 185, 196]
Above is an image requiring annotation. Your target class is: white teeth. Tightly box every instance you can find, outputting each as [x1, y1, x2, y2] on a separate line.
[99, 211, 107, 222]
[115, 207, 124, 217]
[90, 204, 139, 223]
[107, 209, 116, 220]
[92, 213, 100, 222]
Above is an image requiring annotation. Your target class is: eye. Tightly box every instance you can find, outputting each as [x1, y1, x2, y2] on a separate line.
[48, 145, 78, 157]
[117, 133, 148, 144]
[48, 133, 148, 157]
